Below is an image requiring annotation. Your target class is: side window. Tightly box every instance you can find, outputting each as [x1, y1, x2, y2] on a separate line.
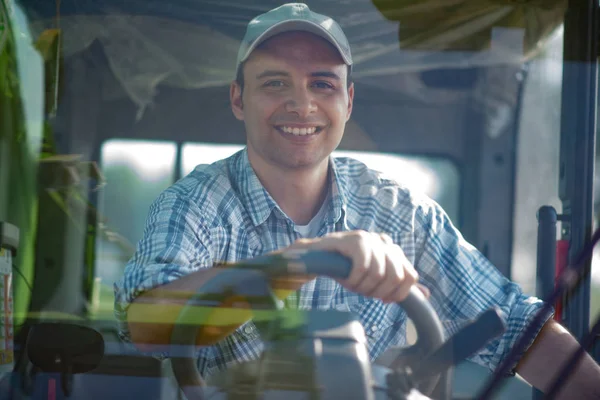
[93, 139, 177, 312]
[181, 143, 245, 177]
[511, 27, 563, 297]
[334, 150, 461, 225]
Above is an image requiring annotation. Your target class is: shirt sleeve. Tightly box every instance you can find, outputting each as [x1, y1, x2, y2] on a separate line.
[113, 188, 214, 354]
[413, 199, 554, 374]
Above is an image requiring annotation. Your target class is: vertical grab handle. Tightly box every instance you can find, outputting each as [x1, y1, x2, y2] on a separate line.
[534, 206, 558, 400]
[536, 206, 558, 300]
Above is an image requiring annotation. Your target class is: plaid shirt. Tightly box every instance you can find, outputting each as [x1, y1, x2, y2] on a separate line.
[114, 148, 552, 378]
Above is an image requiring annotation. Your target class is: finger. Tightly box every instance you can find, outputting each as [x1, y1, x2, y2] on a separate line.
[346, 233, 374, 289]
[384, 254, 419, 303]
[352, 234, 386, 295]
[379, 233, 394, 245]
[303, 231, 370, 289]
[388, 243, 419, 283]
[369, 252, 402, 301]
[417, 283, 430, 299]
[386, 276, 415, 303]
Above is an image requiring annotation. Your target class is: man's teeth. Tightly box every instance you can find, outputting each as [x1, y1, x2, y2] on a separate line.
[280, 126, 318, 135]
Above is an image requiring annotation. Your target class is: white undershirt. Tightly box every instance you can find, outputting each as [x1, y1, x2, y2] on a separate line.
[294, 191, 330, 238]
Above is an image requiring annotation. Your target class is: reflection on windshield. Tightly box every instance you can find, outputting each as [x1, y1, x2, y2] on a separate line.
[5, 1, 599, 394]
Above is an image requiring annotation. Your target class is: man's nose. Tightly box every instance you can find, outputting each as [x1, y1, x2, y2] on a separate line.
[285, 87, 317, 117]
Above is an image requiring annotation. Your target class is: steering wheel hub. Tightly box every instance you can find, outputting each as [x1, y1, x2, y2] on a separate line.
[208, 309, 373, 398]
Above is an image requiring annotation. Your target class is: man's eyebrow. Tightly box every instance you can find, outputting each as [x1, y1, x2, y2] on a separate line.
[255, 70, 342, 80]
[310, 71, 341, 81]
[256, 70, 290, 79]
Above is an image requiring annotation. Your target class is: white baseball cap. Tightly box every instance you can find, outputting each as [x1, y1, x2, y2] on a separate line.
[236, 3, 353, 73]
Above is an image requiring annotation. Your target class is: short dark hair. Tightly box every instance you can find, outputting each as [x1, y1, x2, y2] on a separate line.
[235, 63, 353, 95]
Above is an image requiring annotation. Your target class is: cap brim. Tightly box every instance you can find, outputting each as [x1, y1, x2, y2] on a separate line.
[239, 20, 352, 66]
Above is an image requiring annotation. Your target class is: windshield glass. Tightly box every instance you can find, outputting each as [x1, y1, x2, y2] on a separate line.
[3, 0, 599, 397]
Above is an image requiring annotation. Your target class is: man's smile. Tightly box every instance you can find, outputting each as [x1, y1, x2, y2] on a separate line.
[274, 124, 325, 137]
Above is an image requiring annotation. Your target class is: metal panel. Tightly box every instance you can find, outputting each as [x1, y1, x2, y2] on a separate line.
[558, 0, 598, 356]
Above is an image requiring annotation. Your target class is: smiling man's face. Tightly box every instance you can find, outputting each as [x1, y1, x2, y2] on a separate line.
[230, 31, 354, 174]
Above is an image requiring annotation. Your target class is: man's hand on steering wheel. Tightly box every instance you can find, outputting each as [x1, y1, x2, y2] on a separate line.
[285, 230, 430, 303]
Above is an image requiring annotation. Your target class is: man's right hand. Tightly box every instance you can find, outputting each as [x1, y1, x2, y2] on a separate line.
[284, 230, 430, 303]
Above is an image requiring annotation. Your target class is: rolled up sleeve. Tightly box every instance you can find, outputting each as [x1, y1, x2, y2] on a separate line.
[113, 188, 214, 350]
[414, 201, 554, 373]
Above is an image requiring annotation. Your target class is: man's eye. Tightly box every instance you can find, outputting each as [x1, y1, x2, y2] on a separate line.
[264, 80, 285, 87]
[313, 81, 334, 89]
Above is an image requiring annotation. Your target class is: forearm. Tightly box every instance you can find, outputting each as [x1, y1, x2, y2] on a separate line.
[516, 319, 600, 399]
[126, 259, 309, 350]
[127, 267, 227, 349]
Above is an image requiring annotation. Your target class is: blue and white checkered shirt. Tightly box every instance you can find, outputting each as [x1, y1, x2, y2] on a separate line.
[114, 148, 552, 378]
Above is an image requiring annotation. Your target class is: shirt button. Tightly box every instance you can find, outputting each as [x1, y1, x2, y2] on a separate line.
[244, 325, 253, 335]
[371, 325, 379, 332]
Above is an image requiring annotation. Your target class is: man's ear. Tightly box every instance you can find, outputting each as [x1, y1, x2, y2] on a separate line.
[230, 81, 244, 121]
[346, 82, 354, 122]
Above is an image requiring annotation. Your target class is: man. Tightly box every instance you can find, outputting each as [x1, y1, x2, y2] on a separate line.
[114, 3, 600, 398]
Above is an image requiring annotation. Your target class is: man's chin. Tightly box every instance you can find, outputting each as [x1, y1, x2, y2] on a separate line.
[276, 154, 330, 171]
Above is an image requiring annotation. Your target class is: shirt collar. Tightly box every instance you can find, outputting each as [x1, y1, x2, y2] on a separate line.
[233, 148, 348, 228]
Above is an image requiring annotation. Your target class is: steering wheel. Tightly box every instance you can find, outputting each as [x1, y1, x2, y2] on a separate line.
[170, 250, 448, 400]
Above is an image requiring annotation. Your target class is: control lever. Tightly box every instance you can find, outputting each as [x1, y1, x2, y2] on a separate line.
[410, 308, 506, 384]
